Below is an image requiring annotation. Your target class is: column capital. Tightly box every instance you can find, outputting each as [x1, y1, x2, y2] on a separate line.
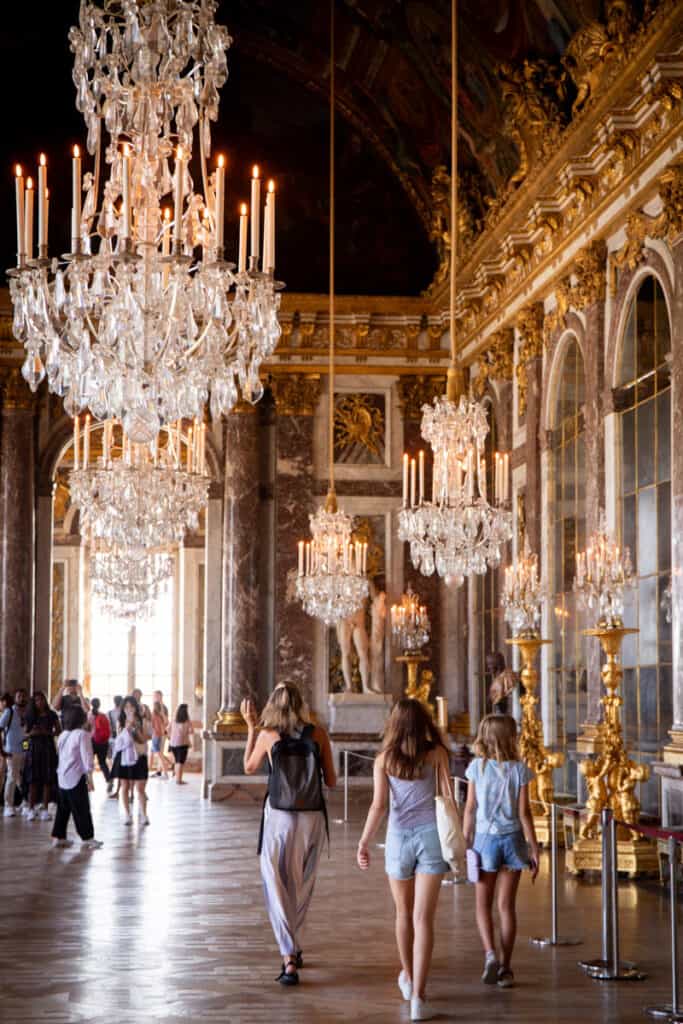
[396, 374, 447, 421]
[270, 372, 321, 416]
[0, 366, 38, 412]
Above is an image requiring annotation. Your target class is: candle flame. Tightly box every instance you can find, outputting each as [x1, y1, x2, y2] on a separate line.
[26, 177, 33, 189]
[123, 143, 130, 157]
[163, 207, 171, 221]
[15, 164, 22, 178]
[217, 154, 225, 168]
[267, 179, 275, 193]
[177, 145, 184, 160]
[39, 153, 46, 166]
[252, 164, 259, 179]
[45, 189, 49, 199]
[240, 203, 248, 215]
[73, 144, 80, 158]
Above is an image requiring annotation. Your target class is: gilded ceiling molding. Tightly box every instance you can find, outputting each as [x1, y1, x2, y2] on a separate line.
[396, 375, 447, 422]
[269, 373, 321, 416]
[572, 239, 608, 309]
[515, 304, 545, 416]
[614, 162, 683, 271]
[472, 329, 514, 398]
[0, 366, 38, 411]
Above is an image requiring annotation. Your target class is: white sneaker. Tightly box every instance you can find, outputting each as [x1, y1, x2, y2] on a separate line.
[3, 806, 15, 818]
[398, 970, 413, 1001]
[410, 997, 436, 1021]
[81, 839, 103, 849]
[123, 814, 132, 825]
[25, 809, 37, 821]
[39, 809, 52, 821]
[140, 813, 150, 826]
[52, 838, 73, 848]
[21, 803, 30, 817]
[482, 952, 499, 985]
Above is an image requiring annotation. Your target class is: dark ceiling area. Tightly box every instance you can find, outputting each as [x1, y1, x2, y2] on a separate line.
[0, 1, 599, 296]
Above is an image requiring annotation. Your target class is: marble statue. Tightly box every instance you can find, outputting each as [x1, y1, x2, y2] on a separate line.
[369, 584, 387, 694]
[336, 582, 386, 694]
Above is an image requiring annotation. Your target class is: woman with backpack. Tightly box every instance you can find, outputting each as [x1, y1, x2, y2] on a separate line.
[88, 698, 111, 786]
[241, 683, 336, 987]
[357, 698, 452, 1022]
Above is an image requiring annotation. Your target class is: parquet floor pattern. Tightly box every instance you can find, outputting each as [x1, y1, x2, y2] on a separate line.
[0, 778, 676, 1023]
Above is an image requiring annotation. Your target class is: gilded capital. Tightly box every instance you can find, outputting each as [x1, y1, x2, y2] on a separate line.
[572, 239, 607, 309]
[0, 366, 38, 411]
[515, 303, 545, 417]
[473, 328, 514, 397]
[397, 375, 447, 421]
[270, 373, 321, 416]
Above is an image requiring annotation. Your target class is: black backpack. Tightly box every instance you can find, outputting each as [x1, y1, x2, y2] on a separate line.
[257, 724, 328, 854]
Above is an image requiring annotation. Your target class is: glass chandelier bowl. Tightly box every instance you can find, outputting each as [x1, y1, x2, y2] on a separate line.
[70, 417, 209, 550]
[90, 544, 174, 622]
[9, 0, 282, 440]
[573, 510, 635, 628]
[397, 392, 512, 587]
[390, 586, 430, 654]
[295, 494, 369, 627]
[502, 538, 545, 638]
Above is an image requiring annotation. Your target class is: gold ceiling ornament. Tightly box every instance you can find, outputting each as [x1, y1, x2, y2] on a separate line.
[333, 394, 384, 459]
[498, 59, 568, 192]
[396, 374, 447, 421]
[515, 303, 545, 416]
[472, 328, 514, 397]
[614, 162, 683, 272]
[571, 239, 608, 309]
[543, 277, 572, 341]
[270, 373, 321, 416]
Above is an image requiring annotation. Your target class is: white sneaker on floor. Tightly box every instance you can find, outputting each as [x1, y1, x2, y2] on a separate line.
[410, 997, 436, 1021]
[3, 806, 16, 818]
[139, 814, 150, 826]
[25, 809, 37, 821]
[398, 970, 413, 1001]
[81, 839, 103, 849]
[21, 804, 30, 817]
[123, 814, 132, 825]
[39, 809, 52, 821]
[52, 838, 73, 848]
[482, 952, 499, 985]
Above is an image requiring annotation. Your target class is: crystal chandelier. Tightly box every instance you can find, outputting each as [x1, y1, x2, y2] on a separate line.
[295, 4, 368, 626]
[9, 0, 282, 441]
[396, 0, 512, 587]
[661, 576, 673, 624]
[390, 586, 430, 654]
[573, 511, 635, 628]
[91, 544, 174, 622]
[502, 538, 545, 638]
[70, 416, 209, 550]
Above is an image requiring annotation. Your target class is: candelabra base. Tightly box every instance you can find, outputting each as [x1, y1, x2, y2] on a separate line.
[213, 709, 248, 734]
[566, 835, 659, 879]
[533, 811, 565, 848]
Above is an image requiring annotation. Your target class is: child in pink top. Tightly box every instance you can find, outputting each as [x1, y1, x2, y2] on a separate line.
[168, 704, 194, 785]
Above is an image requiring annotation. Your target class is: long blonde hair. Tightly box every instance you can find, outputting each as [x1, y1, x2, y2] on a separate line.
[473, 714, 520, 763]
[260, 682, 310, 735]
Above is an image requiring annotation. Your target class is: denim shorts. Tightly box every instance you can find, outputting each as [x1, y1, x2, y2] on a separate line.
[473, 829, 530, 872]
[151, 736, 161, 753]
[385, 823, 450, 880]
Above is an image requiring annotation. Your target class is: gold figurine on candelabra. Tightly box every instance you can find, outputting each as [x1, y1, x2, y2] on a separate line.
[391, 587, 433, 711]
[503, 539, 563, 844]
[566, 514, 656, 877]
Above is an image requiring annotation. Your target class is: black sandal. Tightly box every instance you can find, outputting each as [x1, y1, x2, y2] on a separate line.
[295, 951, 304, 969]
[276, 958, 299, 986]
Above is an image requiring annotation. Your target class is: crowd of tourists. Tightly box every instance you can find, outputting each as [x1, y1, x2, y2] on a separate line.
[241, 683, 539, 1022]
[0, 681, 195, 847]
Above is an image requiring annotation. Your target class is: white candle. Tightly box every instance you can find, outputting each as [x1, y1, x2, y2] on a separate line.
[480, 458, 487, 501]
[250, 165, 260, 263]
[73, 416, 79, 470]
[268, 180, 275, 270]
[24, 177, 34, 261]
[44, 188, 49, 250]
[305, 542, 311, 576]
[215, 155, 225, 249]
[410, 458, 416, 508]
[238, 203, 248, 273]
[15, 165, 25, 265]
[503, 453, 509, 502]
[121, 143, 131, 240]
[402, 452, 409, 507]
[201, 423, 206, 475]
[83, 414, 90, 467]
[418, 450, 425, 505]
[298, 540, 304, 576]
[187, 426, 193, 472]
[262, 192, 271, 272]
[362, 543, 368, 575]
[176, 421, 182, 468]
[38, 154, 47, 250]
[72, 144, 82, 242]
[173, 147, 185, 245]
[161, 207, 171, 288]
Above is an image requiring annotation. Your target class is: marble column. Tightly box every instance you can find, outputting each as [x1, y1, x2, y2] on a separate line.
[523, 356, 543, 555]
[217, 406, 260, 727]
[0, 368, 37, 692]
[271, 375, 321, 703]
[664, 238, 683, 762]
[34, 484, 54, 694]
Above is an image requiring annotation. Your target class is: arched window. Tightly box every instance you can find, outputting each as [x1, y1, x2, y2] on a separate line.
[549, 338, 587, 790]
[616, 276, 671, 763]
[476, 402, 502, 714]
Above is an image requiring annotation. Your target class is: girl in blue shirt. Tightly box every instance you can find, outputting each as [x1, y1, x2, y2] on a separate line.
[463, 714, 540, 989]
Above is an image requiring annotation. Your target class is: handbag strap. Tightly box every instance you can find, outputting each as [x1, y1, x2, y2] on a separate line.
[434, 754, 454, 801]
[478, 761, 510, 843]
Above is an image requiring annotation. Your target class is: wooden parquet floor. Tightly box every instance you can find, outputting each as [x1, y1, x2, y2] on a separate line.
[0, 777, 676, 1023]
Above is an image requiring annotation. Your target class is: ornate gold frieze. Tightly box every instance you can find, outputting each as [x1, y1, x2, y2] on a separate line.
[515, 303, 545, 416]
[269, 373, 321, 416]
[473, 328, 514, 397]
[614, 162, 683, 270]
[397, 375, 447, 421]
[572, 239, 608, 309]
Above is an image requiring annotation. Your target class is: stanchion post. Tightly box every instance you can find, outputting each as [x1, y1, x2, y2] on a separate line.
[645, 834, 683, 1021]
[531, 801, 581, 947]
[343, 749, 349, 823]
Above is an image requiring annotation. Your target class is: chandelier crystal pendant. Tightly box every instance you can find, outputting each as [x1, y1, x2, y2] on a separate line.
[69, 416, 210, 551]
[90, 545, 174, 622]
[573, 510, 635, 628]
[396, 0, 512, 587]
[295, 1, 369, 627]
[9, 0, 283, 441]
[390, 586, 431, 654]
[502, 537, 546, 638]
